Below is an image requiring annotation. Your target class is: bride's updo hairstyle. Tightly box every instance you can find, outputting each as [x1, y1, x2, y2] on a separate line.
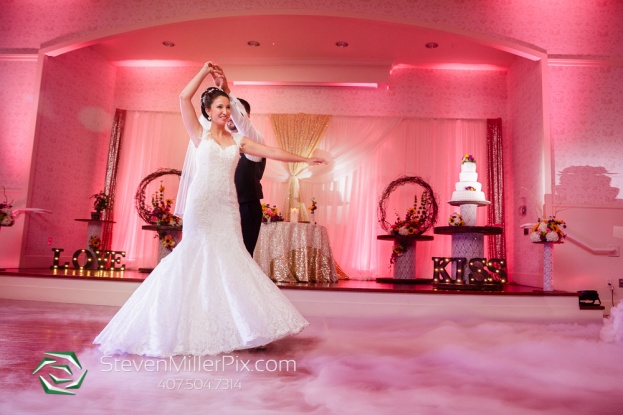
[200, 87, 229, 121]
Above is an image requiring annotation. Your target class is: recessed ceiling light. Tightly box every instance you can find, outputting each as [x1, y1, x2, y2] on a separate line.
[247, 40, 261, 47]
[425, 42, 439, 49]
[162, 41, 175, 48]
[335, 41, 349, 48]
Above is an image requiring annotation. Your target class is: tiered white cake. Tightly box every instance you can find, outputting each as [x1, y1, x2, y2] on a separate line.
[450, 156, 487, 203]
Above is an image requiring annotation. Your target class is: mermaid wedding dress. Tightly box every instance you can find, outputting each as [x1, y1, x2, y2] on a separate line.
[94, 132, 309, 357]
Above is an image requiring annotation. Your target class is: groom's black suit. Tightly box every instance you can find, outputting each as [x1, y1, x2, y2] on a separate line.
[234, 153, 266, 256]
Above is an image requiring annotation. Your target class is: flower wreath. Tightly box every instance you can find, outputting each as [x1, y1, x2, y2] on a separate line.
[378, 176, 439, 234]
[135, 168, 182, 225]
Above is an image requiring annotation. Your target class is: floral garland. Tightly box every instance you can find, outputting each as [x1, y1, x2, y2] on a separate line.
[529, 216, 566, 243]
[261, 203, 284, 223]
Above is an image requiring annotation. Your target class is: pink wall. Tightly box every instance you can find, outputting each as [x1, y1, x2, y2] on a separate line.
[505, 57, 547, 285]
[550, 65, 623, 205]
[547, 64, 623, 304]
[0, 59, 38, 268]
[114, 65, 507, 118]
[22, 48, 117, 266]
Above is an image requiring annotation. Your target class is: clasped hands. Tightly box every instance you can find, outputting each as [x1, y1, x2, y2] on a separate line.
[202, 61, 229, 93]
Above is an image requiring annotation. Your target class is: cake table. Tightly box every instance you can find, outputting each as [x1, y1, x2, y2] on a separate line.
[432, 155, 505, 288]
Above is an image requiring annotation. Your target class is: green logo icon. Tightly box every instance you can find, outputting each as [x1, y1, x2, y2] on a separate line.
[32, 351, 88, 395]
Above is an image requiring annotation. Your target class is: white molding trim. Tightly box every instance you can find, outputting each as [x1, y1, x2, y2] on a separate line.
[0, 54, 38, 62]
[548, 57, 623, 67]
[0, 275, 604, 323]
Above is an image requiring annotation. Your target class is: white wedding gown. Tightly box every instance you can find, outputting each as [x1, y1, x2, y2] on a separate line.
[94, 132, 309, 357]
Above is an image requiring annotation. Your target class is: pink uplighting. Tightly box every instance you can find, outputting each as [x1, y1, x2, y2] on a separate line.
[390, 63, 507, 73]
[113, 60, 201, 67]
[232, 81, 379, 88]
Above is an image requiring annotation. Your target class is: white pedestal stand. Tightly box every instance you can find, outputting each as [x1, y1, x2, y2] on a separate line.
[376, 235, 434, 283]
[540, 242, 563, 292]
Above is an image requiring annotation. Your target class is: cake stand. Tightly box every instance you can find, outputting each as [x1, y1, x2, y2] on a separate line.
[434, 199, 502, 287]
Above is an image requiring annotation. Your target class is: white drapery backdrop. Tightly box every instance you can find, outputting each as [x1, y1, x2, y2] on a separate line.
[111, 111, 188, 270]
[112, 111, 487, 278]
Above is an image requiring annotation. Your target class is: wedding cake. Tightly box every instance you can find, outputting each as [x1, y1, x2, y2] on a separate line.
[450, 155, 487, 203]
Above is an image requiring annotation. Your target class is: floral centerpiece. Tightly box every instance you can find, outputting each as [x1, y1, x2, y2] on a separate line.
[149, 182, 181, 227]
[529, 216, 566, 243]
[388, 191, 433, 263]
[261, 203, 284, 223]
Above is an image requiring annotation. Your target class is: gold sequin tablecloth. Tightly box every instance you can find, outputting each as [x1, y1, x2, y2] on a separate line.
[253, 222, 338, 283]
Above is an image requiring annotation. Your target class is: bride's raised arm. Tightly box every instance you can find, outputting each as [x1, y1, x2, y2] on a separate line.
[240, 137, 326, 165]
[179, 62, 215, 147]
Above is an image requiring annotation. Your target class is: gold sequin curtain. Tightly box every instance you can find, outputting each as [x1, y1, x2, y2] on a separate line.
[486, 118, 506, 259]
[101, 109, 126, 251]
[269, 113, 331, 221]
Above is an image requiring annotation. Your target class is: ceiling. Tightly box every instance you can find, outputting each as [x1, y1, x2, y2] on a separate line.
[89, 15, 516, 84]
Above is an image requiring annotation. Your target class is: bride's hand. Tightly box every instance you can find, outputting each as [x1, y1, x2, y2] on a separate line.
[202, 61, 216, 74]
[307, 157, 328, 165]
[211, 65, 228, 92]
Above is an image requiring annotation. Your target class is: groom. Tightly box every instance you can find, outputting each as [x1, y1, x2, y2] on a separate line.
[208, 67, 266, 256]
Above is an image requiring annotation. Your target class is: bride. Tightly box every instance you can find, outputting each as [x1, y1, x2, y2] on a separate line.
[94, 62, 326, 357]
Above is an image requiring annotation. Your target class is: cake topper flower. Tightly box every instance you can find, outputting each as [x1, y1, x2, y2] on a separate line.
[465, 186, 476, 191]
[461, 154, 476, 164]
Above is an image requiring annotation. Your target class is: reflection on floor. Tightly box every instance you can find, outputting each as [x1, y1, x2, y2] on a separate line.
[1, 298, 622, 414]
